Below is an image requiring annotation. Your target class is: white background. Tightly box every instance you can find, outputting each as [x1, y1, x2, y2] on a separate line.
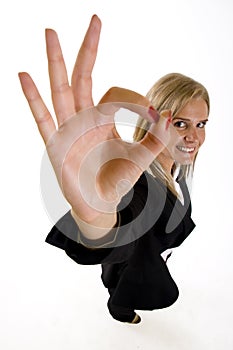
[1, 0, 233, 349]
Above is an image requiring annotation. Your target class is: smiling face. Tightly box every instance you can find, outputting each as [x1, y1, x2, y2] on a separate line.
[157, 98, 209, 172]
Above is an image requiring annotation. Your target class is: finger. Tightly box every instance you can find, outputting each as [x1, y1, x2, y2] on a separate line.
[98, 87, 160, 123]
[71, 15, 101, 111]
[46, 29, 76, 125]
[128, 110, 172, 172]
[139, 110, 172, 155]
[99, 87, 150, 106]
[18, 72, 56, 144]
[97, 88, 161, 145]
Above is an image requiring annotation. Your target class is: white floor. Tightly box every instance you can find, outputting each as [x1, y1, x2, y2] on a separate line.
[2, 225, 233, 350]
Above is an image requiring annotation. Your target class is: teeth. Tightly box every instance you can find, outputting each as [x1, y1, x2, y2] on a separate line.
[177, 146, 195, 153]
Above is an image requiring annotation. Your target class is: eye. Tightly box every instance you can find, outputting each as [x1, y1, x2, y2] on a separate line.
[197, 121, 207, 128]
[173, 120, 187, 128]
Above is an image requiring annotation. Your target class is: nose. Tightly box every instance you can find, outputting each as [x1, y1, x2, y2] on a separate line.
[184, 125, 198, 142]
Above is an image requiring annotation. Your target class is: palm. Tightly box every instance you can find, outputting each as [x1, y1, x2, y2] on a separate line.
[46, 105, 158, 222]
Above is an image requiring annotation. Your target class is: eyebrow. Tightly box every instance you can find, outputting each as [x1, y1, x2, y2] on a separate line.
[173, 117, 209, 122]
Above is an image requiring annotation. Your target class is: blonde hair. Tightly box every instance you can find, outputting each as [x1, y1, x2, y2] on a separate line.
[133, 73, 210, 196]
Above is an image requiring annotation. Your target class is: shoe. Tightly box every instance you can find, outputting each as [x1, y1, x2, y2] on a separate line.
[128, 313, 141, 324]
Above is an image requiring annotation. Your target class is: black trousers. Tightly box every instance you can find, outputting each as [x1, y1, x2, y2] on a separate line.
[107, 288, 137, 323]
[102, 252, 174, 322]
[101, 263, 136, 322]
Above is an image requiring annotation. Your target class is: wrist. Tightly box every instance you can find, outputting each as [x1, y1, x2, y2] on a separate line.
[70, 209, 117, 240]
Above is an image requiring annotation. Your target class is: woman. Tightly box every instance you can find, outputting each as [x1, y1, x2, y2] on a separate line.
[19, 15, 209, 324]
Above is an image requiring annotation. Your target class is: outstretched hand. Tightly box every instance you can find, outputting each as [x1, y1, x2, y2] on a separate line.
[19, 15, 171, 237]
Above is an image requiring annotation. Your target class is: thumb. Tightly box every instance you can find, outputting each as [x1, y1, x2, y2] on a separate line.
[139, 110, 172, 157]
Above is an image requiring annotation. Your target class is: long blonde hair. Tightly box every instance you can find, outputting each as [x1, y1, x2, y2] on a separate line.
[133, 73, 210, 195]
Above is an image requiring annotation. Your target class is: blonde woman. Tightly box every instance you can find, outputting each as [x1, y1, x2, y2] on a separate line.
[134, 72, 209, 195]
[19, 15, 209, 324]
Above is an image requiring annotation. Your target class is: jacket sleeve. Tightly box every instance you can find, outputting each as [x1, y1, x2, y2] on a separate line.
[46, 210, 115, 264]
[45, 173, 154, 265]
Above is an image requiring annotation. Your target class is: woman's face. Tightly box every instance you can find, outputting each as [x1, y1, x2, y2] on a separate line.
[158, 98, 209, 170]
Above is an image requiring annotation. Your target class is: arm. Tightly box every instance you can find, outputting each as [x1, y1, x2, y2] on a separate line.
[19, 15, 171, 243]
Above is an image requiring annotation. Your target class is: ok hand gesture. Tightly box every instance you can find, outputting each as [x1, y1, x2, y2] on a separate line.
[19, 15, 171, 238]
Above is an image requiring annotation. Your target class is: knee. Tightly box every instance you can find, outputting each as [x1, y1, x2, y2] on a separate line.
[162, 283, 179, 308]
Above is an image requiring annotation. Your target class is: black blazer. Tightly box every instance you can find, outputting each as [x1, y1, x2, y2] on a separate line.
[46, 172, 195, 310]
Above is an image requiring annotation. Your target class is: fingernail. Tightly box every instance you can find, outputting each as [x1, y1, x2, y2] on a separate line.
[148, 106, 160, 122]
[165, 111, 172, 130]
